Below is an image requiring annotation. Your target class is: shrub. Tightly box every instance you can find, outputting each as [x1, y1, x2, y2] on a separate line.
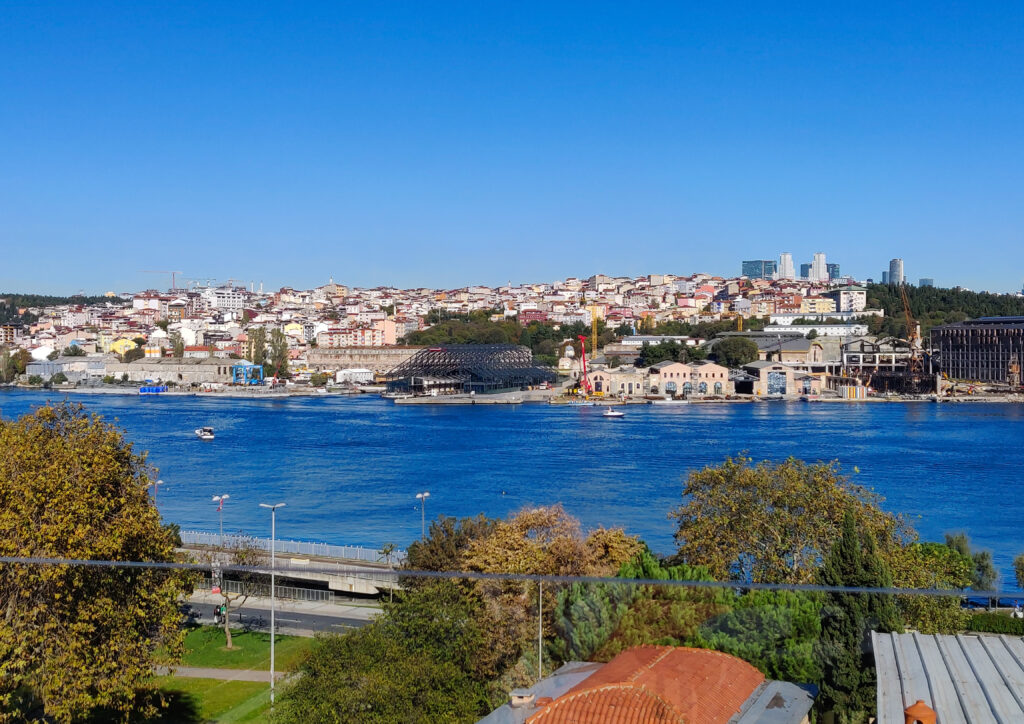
[967, 612, 1024, 635]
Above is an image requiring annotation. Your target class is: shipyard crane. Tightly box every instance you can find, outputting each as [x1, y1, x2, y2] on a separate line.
[577, 334, 593, 394]
[900, 284, 923, 374]
[140, 270, 183, 291]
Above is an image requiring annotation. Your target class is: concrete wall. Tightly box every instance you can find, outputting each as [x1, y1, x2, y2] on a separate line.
[307, 346, 423, 374]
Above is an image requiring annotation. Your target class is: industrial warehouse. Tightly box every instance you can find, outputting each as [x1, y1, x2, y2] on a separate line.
[931, 317, 1024, 385]
[384, 344, 557, 396]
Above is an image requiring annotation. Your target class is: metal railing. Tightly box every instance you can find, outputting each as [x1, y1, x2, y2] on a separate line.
[198, 576, 336, 603]
[180, 530, 406, 564]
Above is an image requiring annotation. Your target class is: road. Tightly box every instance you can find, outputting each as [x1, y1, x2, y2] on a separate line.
[183, 601, 372, 636]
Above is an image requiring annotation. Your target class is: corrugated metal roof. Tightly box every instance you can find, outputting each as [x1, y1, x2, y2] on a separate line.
[872, 631, 1024, 723]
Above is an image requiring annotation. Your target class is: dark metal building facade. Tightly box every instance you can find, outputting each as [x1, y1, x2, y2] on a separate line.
[384, 344, 556, 395]
[931, 317, 1024, 383]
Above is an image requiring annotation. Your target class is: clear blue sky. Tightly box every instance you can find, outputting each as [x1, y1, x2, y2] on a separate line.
[3, 2, 1023, 294]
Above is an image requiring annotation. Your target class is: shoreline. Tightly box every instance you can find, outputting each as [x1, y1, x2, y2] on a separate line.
[4, 385, 1022, 405]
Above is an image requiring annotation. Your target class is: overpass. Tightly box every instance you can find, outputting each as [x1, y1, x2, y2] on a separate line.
[179, 530, 404, 596]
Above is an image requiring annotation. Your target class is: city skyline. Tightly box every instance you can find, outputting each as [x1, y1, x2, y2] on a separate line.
[3, 3, 1024, 294]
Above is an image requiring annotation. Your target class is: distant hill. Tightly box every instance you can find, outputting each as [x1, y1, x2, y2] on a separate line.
[865, 284, 1024, 337]
[0, 292, 124, 325]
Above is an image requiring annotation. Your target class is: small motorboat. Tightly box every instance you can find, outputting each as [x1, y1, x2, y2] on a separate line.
[195, 426, 215, 441]
[602, 407, 625, 418]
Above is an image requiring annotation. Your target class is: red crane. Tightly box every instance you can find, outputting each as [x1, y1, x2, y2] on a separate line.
[578, 335, 592, 394]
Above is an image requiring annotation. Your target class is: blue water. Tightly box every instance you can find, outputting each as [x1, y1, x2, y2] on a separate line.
[3, 390, 1023, 583]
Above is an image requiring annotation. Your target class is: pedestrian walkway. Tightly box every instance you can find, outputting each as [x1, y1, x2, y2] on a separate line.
[159, 666, 288, 682]
[188, 591, 379, 622]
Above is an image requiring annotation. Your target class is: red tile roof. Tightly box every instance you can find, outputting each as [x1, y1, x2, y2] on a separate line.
[526, 646, 765, 724]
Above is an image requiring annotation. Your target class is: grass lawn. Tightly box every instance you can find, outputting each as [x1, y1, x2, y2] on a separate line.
[181, 626, 313, 671]
[154, 677, 270, 723]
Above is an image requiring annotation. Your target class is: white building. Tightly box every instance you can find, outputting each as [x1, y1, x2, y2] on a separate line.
[335, 368, 374, 384]
[824, 286, 868, 313]
[778, 253, 795, 280]
[810, 252, 827, 283]
[200, 286, 247, 312]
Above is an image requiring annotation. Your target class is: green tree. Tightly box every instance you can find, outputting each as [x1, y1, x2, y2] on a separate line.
[309, 372, 330, 387]
[121, 346, 145, 363]
[268, 328, 290, 378]
[816, 510, 901, 723]
[693, 590, 823, 684]
[712, 337, 759, 368]
[274, 581, 489, 724]
[12, 348, 31, 375]
[888, 542, 971, 633]
[670, 457, 911, 584]
[27, 374, 43, 385]
[592, 551, 727, 661]
[248, 327, 267, 366]
[49, 372, 68, 385]
[0, 404, 188, 722]
[46, 349, 59, 361]
[154, 320, 169, 332]
[635, 341, 686, 367]
[62, 345, 85, 357]
[1015, 554, 1024, 590]
[169, 332, 184, 358]
[404, 515, 497, 573]
[549, 580, 638, 662]
[0, 347, 13, 383]
[945, 532, 999, 591]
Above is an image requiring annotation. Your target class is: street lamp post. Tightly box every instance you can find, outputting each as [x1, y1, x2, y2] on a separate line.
[259, 502, 286, 706]
[152, 479, 164, 503]
[415, 491, 430, 539]
[212, 494, 229, 547]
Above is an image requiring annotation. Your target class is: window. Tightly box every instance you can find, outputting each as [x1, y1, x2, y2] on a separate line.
[714, 382, 723, 395]
[698, 381, 707, 394]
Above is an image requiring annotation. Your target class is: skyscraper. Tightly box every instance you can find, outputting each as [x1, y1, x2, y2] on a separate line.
[919, 278, 934, 288]
[741, 260, 777, 279]
[778, 253, 795, 280]
[827, 263, 840, 280]
[800, 263, 813, 279]
[882, 271, 889, 284]
[811, 252, 827, 282]
[889, 258, 905, 285]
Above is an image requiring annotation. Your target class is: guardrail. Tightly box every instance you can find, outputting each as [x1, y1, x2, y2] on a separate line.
[180, 530, 406, 564]
[199, 576, 336, 603]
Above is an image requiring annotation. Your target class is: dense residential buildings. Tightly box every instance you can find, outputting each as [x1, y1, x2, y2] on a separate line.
[0, 257, 982, 394]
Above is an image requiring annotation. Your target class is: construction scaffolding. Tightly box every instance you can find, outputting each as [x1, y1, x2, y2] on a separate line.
[384, 344, 556, 395]
[931, 317, 1024, 384]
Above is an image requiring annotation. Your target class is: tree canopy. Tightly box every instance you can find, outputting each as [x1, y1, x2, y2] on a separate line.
[274, 582, 489, 724]
[0, 404, 188, 723]
[711, 337, 760, 368]
[670, 456, 911, 584]
[865, 283, 1024, 337]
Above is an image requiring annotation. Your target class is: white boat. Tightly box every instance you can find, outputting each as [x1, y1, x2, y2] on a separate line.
[602, 408, 625, 418]
[650, 398, 689, 405]
[195, 426, 215, 441]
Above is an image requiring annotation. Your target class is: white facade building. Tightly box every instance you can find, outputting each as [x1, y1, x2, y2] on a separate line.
[778, 253, 795, 280]
[810, 252, 827, 283]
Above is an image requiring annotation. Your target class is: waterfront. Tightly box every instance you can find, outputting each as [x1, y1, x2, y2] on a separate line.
[2, 389, 1023, 583]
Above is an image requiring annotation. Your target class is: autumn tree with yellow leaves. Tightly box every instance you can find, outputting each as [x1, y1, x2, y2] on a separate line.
[0, 404, 190, 723]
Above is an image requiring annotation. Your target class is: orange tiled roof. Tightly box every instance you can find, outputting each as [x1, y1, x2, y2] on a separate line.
[526, 646, 765, 724]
